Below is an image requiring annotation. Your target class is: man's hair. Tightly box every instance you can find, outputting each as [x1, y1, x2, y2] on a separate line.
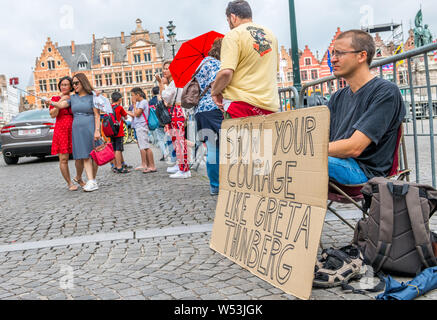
[152, 86, 160, 95]
[131, 87, 146, 99]
[111, 91, 122, 103]
[337, 29, 376, 66]
[226, 0, 252, 19]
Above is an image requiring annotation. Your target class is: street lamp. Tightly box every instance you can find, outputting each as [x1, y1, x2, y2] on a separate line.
[166, 21, 177, 58]
[288, 0, 301, 92]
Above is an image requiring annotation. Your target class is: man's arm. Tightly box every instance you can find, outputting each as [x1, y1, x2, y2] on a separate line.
[328, 130, 372, 158]
[211, 69, 234, 109]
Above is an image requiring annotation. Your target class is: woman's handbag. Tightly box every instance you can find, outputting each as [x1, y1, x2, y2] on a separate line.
[155, 100, 172, 126]
[90, 140, 115, 166]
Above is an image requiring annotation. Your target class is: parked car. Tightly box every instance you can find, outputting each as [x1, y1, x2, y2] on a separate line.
[0, 109, 54, 165]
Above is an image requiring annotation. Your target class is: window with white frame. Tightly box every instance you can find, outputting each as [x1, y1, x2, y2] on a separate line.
[135, 70, 143, 83]
[48, 60, 55, 70]
[125, 72, 133, 84]
[144, 52, 151, 62]
[78, 62, 87, 69]
[115, 73, 123, 85]
[39, 80, 47, 92]
[134, 54, 141, 63]
[49, 79, 57, 92]
[145, 70, 153, 82]
[105, 73, 113, 86]
[95, 74, 102, 87]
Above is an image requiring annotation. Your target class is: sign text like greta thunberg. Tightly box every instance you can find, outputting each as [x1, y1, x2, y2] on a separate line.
[210, 106, 330, 300]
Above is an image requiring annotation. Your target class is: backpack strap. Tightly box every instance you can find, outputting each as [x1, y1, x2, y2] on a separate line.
[403, 184, 437, 269]
[371, 180, 395, 273]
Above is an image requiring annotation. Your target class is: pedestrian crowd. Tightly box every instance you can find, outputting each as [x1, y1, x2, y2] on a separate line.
[46, 0, 404, 199]
[34, 0, 437, 299]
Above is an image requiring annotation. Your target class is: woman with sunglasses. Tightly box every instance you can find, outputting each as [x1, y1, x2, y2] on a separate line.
[49, 76, 78, 191]
[49, 73, 101, 192]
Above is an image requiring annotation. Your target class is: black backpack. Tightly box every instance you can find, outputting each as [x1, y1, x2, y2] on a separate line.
[353, 177, 437, 276]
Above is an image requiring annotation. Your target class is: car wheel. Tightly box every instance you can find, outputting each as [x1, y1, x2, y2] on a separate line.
[3, 154, 19, 165]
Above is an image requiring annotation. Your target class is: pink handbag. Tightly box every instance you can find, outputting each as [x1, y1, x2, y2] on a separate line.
[90, 140, 115, 166]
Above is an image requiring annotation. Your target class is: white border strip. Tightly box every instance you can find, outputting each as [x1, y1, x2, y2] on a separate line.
[0, 224, 214, 253]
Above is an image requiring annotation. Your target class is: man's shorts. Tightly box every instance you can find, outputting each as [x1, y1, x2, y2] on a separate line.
[226, 101, 274, 119]
[135, 126, 151, 150]
[111, 136, 124, 152]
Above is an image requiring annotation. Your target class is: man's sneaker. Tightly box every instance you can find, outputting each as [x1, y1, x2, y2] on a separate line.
[169, 170, 191, 179]
[83, 180, 99, 192]
[167, 164, 179, 174]
[210, 186, 219, 196]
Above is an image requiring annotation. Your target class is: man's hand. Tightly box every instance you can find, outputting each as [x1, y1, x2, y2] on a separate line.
[212, 93, 224, 112]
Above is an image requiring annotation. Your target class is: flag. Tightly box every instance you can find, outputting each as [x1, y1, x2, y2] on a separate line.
[414, 9, 422, 28]
[327, 50, 333, 73]
[382, 63, 393, 71]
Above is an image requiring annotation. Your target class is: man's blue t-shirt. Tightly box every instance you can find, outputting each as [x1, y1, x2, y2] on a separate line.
[328, 77, 406, 179]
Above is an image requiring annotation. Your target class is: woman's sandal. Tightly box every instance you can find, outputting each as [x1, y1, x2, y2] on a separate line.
[68, 184, 79, 191]
[143, 168, 157, 174]
[313, 245, 365, 288]
[73, 178, 86, 187]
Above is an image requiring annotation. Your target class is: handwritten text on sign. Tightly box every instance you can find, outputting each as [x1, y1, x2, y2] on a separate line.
[210, 107, 330, 300]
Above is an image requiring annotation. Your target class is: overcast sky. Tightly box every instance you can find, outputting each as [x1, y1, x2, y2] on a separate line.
[0, 0, 436, 91]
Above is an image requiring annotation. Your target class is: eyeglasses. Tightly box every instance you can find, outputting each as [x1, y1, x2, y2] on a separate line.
[331, 50, 363, 57]
[72, 81, 80, 86]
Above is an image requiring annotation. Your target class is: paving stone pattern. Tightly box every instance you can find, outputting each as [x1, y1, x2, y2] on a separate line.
[0, 143, 436, 300]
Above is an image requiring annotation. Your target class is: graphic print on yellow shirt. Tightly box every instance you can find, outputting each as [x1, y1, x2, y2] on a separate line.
[247, 26, 272, 57]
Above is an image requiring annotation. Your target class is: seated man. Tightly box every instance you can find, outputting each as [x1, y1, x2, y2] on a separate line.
[328, 29, 406, 185]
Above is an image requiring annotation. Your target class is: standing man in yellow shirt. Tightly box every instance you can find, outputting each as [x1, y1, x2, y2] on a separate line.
[211, 0, 280, 119]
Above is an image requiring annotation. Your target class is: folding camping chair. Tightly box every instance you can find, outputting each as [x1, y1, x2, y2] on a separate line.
[327, 126, 411, 230]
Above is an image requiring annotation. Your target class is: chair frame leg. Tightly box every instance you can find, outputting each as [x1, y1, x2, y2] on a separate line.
[329, 182, 367, 219]
[327, 206, 355, 230]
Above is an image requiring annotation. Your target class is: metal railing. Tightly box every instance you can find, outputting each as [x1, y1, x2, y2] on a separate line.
[293, 42, 437, 187]
[278, 86, 299, 112]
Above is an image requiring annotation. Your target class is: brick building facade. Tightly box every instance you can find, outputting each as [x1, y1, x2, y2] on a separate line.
[32, 19, 182, 109]
[278, 27, 437, 96]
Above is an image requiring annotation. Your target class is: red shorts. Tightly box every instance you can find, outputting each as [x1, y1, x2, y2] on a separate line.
[226, 101, 274, 119]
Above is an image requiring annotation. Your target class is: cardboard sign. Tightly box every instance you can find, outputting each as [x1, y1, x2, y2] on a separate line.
[210, 106, 330, 300]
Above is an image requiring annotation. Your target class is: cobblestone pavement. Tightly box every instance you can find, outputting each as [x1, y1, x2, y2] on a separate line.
[0, 142, 436, 301]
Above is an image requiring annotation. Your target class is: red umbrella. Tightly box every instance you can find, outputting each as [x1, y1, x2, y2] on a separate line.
[169, 31, 224, 88]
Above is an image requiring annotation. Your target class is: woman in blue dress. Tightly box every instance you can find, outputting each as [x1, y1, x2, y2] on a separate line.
[49, 73, 101, 192]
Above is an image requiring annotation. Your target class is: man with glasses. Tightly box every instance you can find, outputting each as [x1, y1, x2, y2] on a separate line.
[327, 30, 405, 185]
[211, 0, 279, 118]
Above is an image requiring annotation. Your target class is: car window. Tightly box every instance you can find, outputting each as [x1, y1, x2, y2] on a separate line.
[11, 110, 51, 122]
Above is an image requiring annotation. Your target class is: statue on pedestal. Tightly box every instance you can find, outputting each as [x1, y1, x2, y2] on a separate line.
[414, 9, 433, 48]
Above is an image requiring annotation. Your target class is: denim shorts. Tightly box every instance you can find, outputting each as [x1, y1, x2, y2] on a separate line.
[328, 157, 368, 185]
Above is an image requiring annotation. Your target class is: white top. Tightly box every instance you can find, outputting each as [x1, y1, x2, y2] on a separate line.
[161, 80, 182, 105]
